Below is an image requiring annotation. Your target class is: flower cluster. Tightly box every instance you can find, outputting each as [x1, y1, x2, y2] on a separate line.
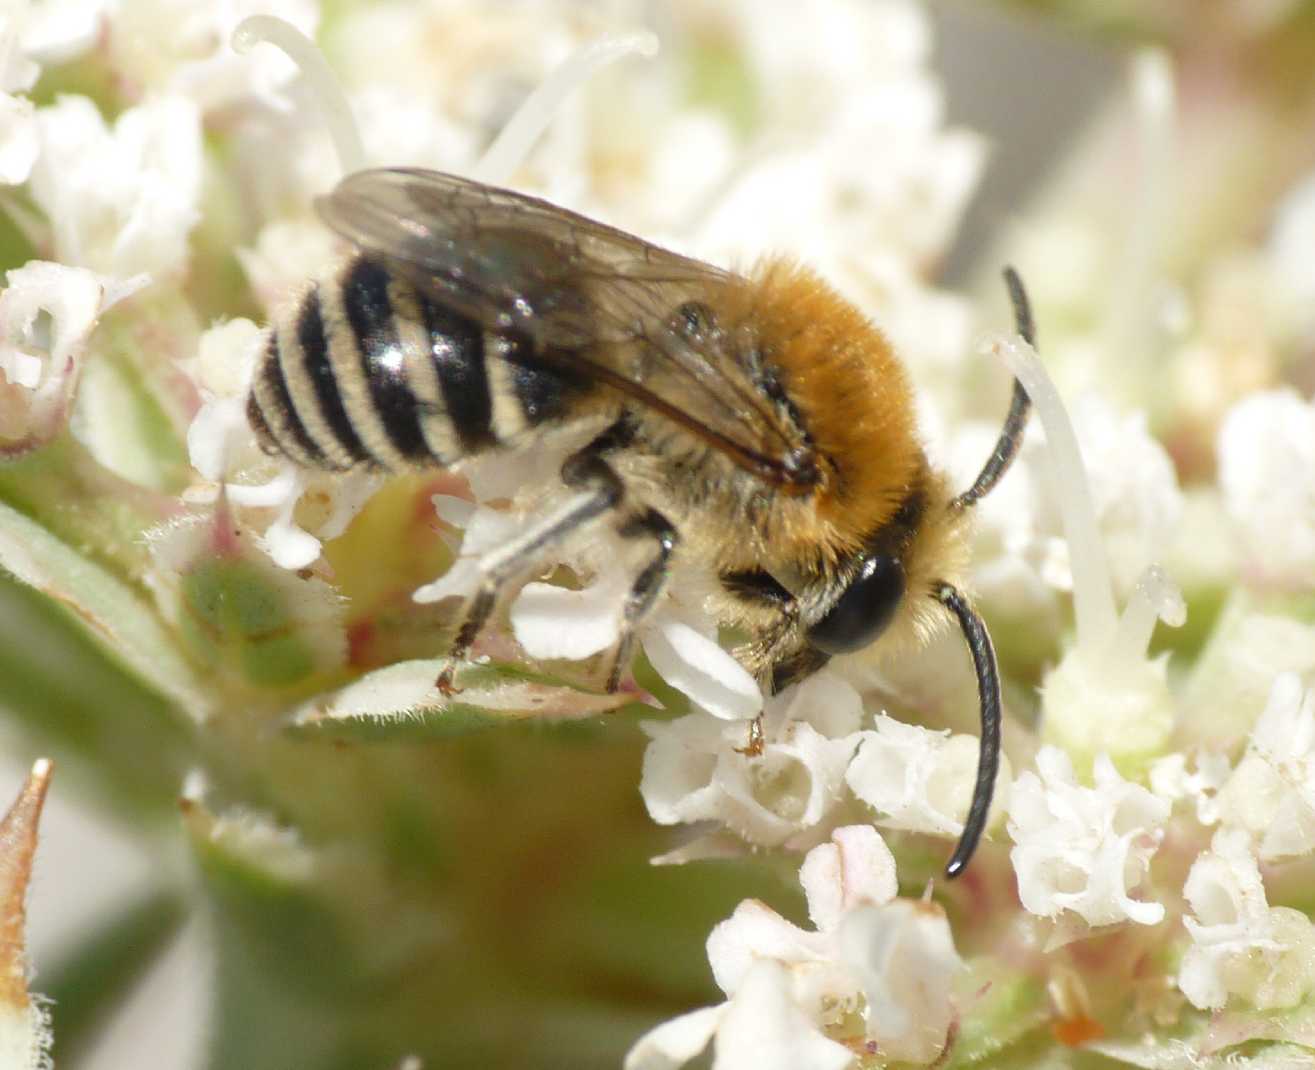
[627, 826, 964, 1069]
[1178, 827, 1315, 1011]
[1009, 747, 1168, 928]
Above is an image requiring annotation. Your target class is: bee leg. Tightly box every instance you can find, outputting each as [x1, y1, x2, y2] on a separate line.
[733, 715, 765, 757]
[436, 448, 625, 694]
[767, 646, 830, 695]
[717, 569, 828, 695]
[603, 508, 679, 693]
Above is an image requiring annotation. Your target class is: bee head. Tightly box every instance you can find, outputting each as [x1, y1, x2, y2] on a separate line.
[805, 551, 905, 656]
[804, 485, 928, 657]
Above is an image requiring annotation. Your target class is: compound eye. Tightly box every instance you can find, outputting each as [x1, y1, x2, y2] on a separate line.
[806, 555, 905, 656]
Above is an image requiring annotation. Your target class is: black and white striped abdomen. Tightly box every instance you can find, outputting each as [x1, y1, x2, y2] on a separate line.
[247, 254, 592, 471]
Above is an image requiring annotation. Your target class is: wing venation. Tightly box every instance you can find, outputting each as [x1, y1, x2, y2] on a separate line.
[317, 168, 817, 489]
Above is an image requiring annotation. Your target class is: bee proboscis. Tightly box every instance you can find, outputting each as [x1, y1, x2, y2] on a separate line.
[248, 167, 1035, 877]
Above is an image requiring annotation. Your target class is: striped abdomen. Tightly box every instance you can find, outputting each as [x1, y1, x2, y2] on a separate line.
[247, 255, 593, 471]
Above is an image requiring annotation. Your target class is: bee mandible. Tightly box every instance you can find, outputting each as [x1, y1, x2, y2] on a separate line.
[246, 167, 1035, 877]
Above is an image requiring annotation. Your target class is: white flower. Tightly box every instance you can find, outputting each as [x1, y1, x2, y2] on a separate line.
[932, 418, 1054, 618]
[731, 0, 932, 136]
[1008, 746, 1169, 927]
[184, 318, 264, 482]
[845, 714, 1012, 839]
[631, 827, 898, 1070]
[798, 822, 900, 931]
[236, 220, 341, 313]
[0, 260, 104, 454]
[1178, 827, 1315, 1011]
[0, 9, 39, 96]
[1149, 748, 1231, 826]
[107, 0, 318, 110]
[696, 0, 979, 264]
[1217, 388, 1315, 591]
[1269, 170, 1315, 344]
[15, 0, 104, 67]
[0, 92, 35, 186]
[639, 672, 862, 848]
[222, 462, 381, 572]
[938, 392, 1182, 631]
[1215, 672, 1315, 861]
[185, 320, 384, 570]
[837, 900, 964, 1064]
[628, 825, 963, 1068]
[0, 3, 40, 186]
[503, 533, 761, 719]
[638, 604, 762, 722]
[624, 959, 852, 1070]
[509, 555, 635, 662]
[1035, 394, 1183, 600]
[1180, 608, 1315, 747]
[29, 94, 203, 277]
[1069, 395, 1184, 597]
[413, 503, 529, 607]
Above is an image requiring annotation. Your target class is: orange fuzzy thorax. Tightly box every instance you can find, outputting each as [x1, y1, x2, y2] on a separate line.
[738, 258, 925, 556]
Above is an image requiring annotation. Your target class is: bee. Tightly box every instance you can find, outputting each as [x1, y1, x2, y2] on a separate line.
[247, 167, 1035, 877]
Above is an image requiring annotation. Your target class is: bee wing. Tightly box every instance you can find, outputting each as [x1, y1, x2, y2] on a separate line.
[317, 168, 817, 489]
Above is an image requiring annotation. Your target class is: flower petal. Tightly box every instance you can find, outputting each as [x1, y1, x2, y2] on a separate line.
[840, 899, 964, 1064]
[1008, 745, 1168, 927]
[641, 610, 761, 721]
[706, 899, 825, 997]
[623, 1005, 724, 1070]
[510, 562, 630, 661]
[800, 825, 898, 933]
[713, 960, 853, 1070]
[0, 93, 36, 185]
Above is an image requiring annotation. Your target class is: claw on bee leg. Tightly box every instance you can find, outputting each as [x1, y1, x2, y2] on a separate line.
[603, 638, 632, 694]
[435, 664, 464, 697]
[734, 715, 764, 757]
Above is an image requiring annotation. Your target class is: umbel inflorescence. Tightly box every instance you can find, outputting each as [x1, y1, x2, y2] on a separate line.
[0, 2, 1314, 1069]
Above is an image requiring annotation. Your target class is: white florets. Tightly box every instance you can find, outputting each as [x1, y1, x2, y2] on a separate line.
[236, 220, 341, 314]
[1178, 827, 1315, 1011]
[0, 0, 105, 187]
[626, 825, 963, 1069]
[184, 318, 265, 483]
[1268, 169, 1315, 345]
[639, 673, 860, 849]
[1181, 609, 1315, 747]
[846, 713, 1012, 839]
[1217, 388, 1315, 591]
[109, 0, 319, 112]
[945, 392, 1183, 615]
[1008, 746, 1169, 928]
[1043, 394, 1184, 599]
[0, 260, 107, 452]
[29, 94, 203, 278]
[1149, 748, 1231, 826]
[1215, 672, 1315, 861]
[0, 95, 36, 187]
